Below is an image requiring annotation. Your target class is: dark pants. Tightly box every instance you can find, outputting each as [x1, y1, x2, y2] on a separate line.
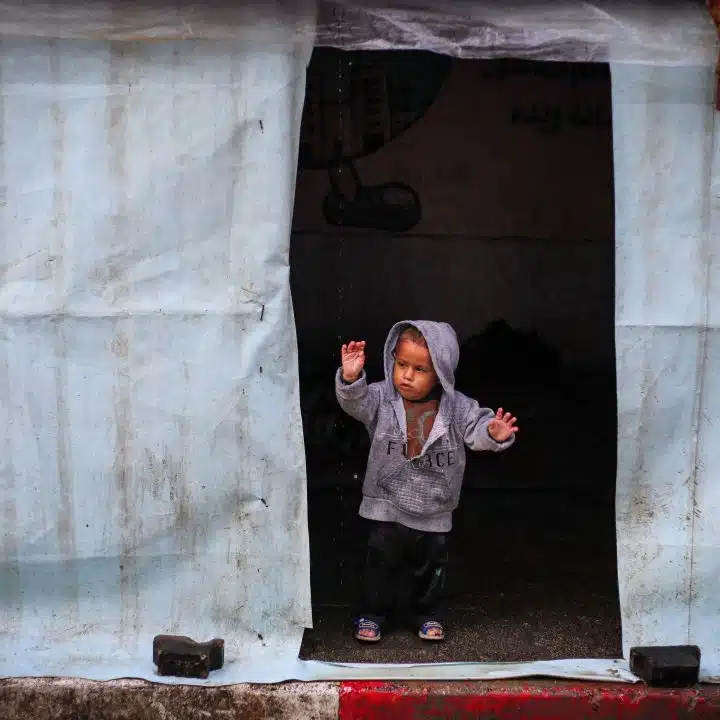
[359, 520, 449, 631]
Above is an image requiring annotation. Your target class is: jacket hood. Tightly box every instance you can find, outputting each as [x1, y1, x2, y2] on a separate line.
[383, 320, 459, 396]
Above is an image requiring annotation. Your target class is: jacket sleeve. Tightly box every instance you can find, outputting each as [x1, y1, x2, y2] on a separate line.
[462, 399, 516, 452]
[335, 368, 381, 428]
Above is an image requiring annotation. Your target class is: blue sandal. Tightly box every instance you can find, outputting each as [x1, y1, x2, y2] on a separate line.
[418, 620, 445, 641]
[354, 617, 382, 642]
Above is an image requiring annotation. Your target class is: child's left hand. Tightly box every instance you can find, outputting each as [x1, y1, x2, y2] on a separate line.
[488, 408, 519, 442]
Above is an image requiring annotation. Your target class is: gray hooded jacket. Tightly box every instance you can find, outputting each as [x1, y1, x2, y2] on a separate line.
[335, 320, 514, 532]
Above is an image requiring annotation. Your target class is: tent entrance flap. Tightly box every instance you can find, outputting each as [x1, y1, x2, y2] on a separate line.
[612, 62, 720, 683]
[0, 36, 313, 682]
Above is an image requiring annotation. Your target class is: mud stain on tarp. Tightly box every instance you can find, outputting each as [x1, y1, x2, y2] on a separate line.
[142, 441, 200, 629]
[623, 334, 675, 534]
[105, 44, 142, 636]
[139, 357, 197, 558]
[111, 322, 139, 634]
[48, 42, 81, 625]
[50, 45, 72, 548]
[103, 43, 136, 308]
[624, 341, 655, 529]
[0, 55, 21, 629]
[143, 447, 191, 535]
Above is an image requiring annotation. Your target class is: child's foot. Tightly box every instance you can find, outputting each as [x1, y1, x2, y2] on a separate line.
[418, 620, 445, 641]
[354, 617, 382, 643]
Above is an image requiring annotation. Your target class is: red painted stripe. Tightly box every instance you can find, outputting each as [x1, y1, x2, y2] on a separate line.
[338, 680, 720, 719]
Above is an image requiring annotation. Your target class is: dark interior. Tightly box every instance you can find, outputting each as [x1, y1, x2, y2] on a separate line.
[291, 50, 620, 663]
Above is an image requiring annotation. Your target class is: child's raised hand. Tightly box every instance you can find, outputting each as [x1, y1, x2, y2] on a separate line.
[488, 408, 519, 442]
[341, 341, 366, 382]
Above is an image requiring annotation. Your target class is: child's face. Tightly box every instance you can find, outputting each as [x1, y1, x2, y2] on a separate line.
[392, 338, 438, 401]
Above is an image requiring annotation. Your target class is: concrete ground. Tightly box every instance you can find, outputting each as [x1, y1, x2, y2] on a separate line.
[0, 678, 340, 720]
[300, 485, 621, 663]
[5, 677, 719, 720]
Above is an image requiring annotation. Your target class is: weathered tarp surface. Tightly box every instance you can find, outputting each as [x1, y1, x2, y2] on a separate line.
[0, 0, 316, 45]
[612, 62, 720, 683]
[0, 33, 314, 679]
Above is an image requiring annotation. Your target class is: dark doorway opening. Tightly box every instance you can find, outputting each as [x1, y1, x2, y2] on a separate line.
[291, 50, 620, 663]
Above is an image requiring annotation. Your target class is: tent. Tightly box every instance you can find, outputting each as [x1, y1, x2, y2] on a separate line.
[0, 0, 718, 684]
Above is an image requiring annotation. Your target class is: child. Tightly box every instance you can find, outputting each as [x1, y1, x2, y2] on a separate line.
[336, 320, 518, 643]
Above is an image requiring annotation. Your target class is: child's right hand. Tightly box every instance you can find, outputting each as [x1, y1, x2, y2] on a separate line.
[341, 341, 366, 383]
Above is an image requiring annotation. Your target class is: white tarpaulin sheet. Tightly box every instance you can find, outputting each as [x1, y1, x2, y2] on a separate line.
[1, 0, 719, 686]
[612, 62, 720, 683]
[0, 33, 316, 680]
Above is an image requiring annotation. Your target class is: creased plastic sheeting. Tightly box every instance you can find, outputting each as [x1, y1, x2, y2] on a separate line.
[316, 0, 716, 66]
[0, 36, 313, 681]
[3, 657, 639, 685]
[0, 0, 316, 46]
[612, 62, 720, 683]
[0, 0, 714, 66]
